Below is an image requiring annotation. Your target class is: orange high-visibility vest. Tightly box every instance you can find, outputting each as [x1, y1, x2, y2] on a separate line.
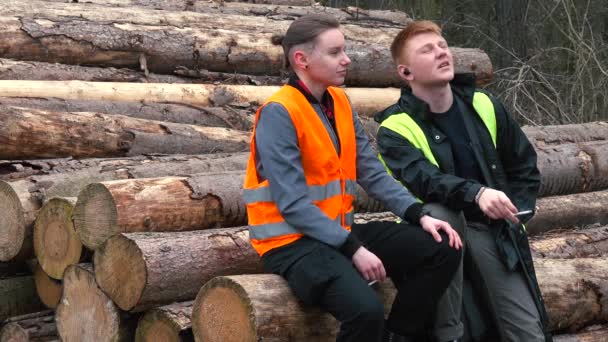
[243, 85, 358, 256]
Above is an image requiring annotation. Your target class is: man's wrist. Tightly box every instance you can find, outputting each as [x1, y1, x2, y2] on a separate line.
[475, 186, 487, 204]
[403, 202, 424, 223]
[339, 233, 363, 259]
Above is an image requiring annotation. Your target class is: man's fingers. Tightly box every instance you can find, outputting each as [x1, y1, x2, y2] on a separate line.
[378, 263, 387, 281]
[430, 227, 442, 243]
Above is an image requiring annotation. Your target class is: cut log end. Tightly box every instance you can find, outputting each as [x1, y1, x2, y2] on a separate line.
[74, 183, 118, 250]
[0, 180, 26, 261]
[135, 317, 181, 342]
[56, 264, 123, 342]
[93, 235, 146, 311]
[34, 197, 82, 279]
[136, 310, 191, 342]
[33, 262, 62, 309]
[193, 277, 255, 342]
[135, 301, 193, 342]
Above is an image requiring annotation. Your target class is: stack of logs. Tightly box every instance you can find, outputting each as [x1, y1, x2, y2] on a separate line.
[0, 0, 607, 341]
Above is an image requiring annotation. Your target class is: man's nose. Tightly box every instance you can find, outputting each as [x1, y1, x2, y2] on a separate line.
[342, 52, 351, 65]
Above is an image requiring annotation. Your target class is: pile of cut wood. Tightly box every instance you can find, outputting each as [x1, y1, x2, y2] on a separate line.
[1, 0, 607, 341]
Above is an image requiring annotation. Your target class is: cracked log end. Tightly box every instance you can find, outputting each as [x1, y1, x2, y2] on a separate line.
[56, 264, 128, 342]
[34, 197, 82, 280]
[73, 183, 118, 250]
[0, 180, 26, 261]
[94, 235, 146, 311]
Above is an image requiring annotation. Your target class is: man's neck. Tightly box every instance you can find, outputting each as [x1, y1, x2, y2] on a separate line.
[411, 83, 453, 113]
[295, 72, 326, 102]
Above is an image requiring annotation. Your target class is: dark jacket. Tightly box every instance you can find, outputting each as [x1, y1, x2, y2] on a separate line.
[374, 73, 551, 341]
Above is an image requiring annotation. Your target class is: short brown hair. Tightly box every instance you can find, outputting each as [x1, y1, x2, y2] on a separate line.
[390, 20, 442, 63]
[271, 14, 340, 69]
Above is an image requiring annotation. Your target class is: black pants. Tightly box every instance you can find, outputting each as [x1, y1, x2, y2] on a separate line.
[262, 221, 461, 342]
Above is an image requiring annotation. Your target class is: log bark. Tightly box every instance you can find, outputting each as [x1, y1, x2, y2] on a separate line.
[73, 172, 245, 250]
[73, 172, 385, 250]
[0, 153, 248, 182]
[56, 264, 136, 342]
[192, 257, 608, 340]
[530, 225, 608, 259]
[0, 276, 45, 321]
[135, 301, 194, 342]
[527, 191, 608, 235]
[33, 262, 62, 309]
[189, 275, 398, 341]
[0, 58, 283, 86]
[40, 0, 409, 27]
[0, 58, 195, 83]
[0, 96, 255, 131]
[0, 1, 491, 87]
[0, 80, 400, 117]
[536, 258, 608, 332]
[0, 310, 57, 342]
[536, 141, 608, 197]
[523, 122, 608, 146]
[0, 153, 248, 262]
[0, 105, 250, 160]
[93, 227, 264, 312]
[45, 0, 316, 7]
[553, 325, 608, 342]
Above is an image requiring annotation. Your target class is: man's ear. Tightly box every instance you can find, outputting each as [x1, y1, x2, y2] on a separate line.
[397, 64, 413, 81]
[292, 50, 308, 71]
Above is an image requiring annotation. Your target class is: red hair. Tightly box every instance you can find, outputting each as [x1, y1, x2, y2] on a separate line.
[390, 20, 442, 63]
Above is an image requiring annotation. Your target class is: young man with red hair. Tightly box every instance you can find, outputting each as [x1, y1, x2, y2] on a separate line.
[375, 21, 552, 342]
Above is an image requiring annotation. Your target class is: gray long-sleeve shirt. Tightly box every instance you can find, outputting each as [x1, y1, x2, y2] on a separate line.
[255, 100, 419, 249]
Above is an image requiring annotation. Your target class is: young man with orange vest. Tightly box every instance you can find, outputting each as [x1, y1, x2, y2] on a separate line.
[375, 21, 552, 341]
[243, 15, 463, 342]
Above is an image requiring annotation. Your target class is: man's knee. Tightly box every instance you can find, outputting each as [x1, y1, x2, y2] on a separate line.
[423, 203, 466, 235]
[349, 294, 385, 325]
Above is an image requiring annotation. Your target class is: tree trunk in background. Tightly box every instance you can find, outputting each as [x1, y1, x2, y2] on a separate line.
[495, 0, 529, 68]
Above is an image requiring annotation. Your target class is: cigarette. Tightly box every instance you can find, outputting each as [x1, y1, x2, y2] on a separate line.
[368, 280, 378, 286]
[514, 210, 533, 217]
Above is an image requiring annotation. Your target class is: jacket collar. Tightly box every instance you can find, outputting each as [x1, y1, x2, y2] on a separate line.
[374, 73, 477, 124]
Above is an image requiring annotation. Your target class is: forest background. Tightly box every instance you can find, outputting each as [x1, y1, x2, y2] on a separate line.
[324, 0, 608, 126]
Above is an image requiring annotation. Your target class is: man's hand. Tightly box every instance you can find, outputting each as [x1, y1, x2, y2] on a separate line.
[420, 215, 462, 250]
[352, 247, 386, 282]
[478, 188, 519, 224]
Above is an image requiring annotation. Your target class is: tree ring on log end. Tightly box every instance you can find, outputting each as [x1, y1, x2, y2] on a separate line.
[193, 276, 256, 342]
[0, 180, 25, 261]
[74, 183, 118, 250]
[94, 235, 146, 311]
[34, 197, 82, 279]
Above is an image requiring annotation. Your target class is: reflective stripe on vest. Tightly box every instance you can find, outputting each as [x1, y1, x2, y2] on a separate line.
[249, 210, 355, 240]
[243, 179, 358, 204]
[243, 85, 357, 256]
